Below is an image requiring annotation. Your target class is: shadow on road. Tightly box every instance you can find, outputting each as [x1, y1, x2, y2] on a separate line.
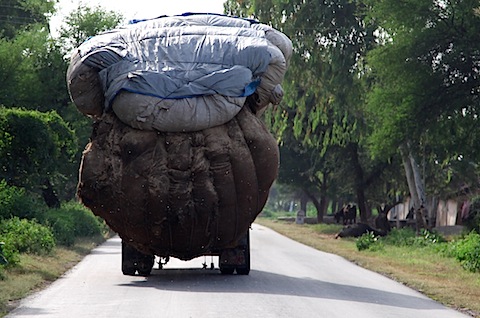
[118, 269, 440, 311]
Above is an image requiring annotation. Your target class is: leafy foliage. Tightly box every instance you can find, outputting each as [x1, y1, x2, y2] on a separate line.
[0, 242, 8, 265]
[0, 239, 19, 267]
[0, 3, 125, 205]
[357, 227, 446, 252]
[0, 26, 70, 112]
[0, 108, 77, 199]
[0, 200, 105, 263]
[0, 217, 55, 256]
[381, 227, 417, 246]
[0, 0, 56, 40]
[59, 4, 124, 53]
[225, 0, 404, 222]
[464, 196, 480, 234]
[39, 201, 107, 246]
[356, 231, 382, 251]
[363, 0, 480, 195]
[446, 231, 480, 273]
[0, 180, 46, 220]
[414, 229, 447, 246]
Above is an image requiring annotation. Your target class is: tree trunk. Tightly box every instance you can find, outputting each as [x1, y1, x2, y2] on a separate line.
[299, 191, 308, 213]
[375, 204, 392, 235]
[318, 195, 327, 223]
[400, 144, 428, 234]
[42, 178, 60, 208]
[334, 200, 344, 215]
[348, 143, 368, 223]
[303, 188, 323, 223]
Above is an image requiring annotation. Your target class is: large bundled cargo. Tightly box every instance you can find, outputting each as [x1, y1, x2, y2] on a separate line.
[68, 13, 292, 275]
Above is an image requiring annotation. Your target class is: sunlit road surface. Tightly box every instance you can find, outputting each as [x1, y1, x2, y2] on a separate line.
[7, 224, 469, 318]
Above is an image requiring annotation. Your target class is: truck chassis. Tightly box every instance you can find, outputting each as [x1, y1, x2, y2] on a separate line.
[121, 230, 250, 276]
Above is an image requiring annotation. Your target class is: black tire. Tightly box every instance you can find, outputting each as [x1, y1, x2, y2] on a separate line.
[236, 231, 250, 275]
[137, 255, 155, 276]
[122, 241, 137, 276]
[220, 267, 235, 275]
[137, 268, 152, 277]
[121, 240, 154, 276]
[122, 266, 137, 276]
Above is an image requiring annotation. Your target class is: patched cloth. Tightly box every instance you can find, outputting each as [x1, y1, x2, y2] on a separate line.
[77, 106, 279, 259]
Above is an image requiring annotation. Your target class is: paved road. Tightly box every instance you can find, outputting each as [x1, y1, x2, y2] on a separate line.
[7, 224, 470, 318]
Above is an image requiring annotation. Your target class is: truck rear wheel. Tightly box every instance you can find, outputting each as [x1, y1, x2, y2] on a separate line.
[235, 232, 250, 275]
[122, 241, 155, 276]
[219, 230, 250, 275]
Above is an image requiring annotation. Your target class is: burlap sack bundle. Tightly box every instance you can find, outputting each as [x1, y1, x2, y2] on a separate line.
[77, 106, 279, 260]
[66, 50, 104, 118]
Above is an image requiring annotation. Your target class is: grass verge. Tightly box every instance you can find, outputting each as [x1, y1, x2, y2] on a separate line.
[0, 235, 106, 317]
[256, 218, 480, 318]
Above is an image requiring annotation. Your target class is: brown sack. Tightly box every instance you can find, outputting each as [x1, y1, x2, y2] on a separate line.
[66, 50, 104, 118]
[77, 106, 279, 260]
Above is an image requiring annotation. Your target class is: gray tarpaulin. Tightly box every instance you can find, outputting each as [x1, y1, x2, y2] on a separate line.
[77, 14, 272, 106]
[68, 13, 292, 132]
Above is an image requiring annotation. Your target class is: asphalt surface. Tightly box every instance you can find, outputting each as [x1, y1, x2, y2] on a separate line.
[7, 224, 470, 318]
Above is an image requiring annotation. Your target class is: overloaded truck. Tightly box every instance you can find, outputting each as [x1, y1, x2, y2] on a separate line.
[67, 13, 292, 276]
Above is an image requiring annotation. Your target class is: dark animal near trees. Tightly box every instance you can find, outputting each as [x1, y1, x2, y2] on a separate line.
[334, 209, 344, 224]
[345, 204, 357, 224]
[334, 204, 357, 225]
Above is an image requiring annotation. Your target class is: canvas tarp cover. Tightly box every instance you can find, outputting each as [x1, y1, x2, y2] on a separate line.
[68, 14, 292, 132]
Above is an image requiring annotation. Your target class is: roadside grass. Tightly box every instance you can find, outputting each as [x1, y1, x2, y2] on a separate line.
[0, 235, 106, 317]
[256, 218, 480, 318]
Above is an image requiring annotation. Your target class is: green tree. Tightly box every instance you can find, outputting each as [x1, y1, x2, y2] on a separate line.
[226, 0, 391, 222]
[0, 3, 124, 206]
[363, 0, 480, 223]
[277, 140, 327, 221]
[57, 4, 125, 151]
[59, 4, 124, 53]
[0, 107, 77, 206]
[0, 25, 69, 113]
[0, 0, 56, 39]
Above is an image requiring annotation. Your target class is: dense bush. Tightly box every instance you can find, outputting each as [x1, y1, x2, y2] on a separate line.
[356, 227, 480, 273]
[43, 212, 76, 246]
[446, 231, 480, 273]
[356, 228, 445, 251]
[381, 227, 417, 246]
[0, 217, 55, 257]
[0, 180, 46, 220]
[356, 231, 383, 251]
[0, 108, 78, 201]
[1, 181, 106, 245]
[0, 201, 107, 273]
[379, 227, 444, 247]
[39, 201, 107, 246]
[464, 197, 480, 234]
[259, 207, 275, 218]
[0, 239, 19, 267]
